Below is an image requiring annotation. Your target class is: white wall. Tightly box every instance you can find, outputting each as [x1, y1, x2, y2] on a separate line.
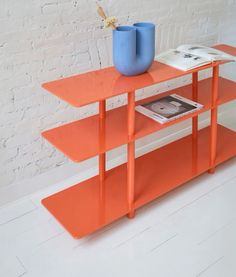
[0, 0, 236, 201]
[218, 0, 236, 80]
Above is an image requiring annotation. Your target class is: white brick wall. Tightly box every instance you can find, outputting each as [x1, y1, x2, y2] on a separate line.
[0, 0, 236, 190]
[218, 0, 236, 80]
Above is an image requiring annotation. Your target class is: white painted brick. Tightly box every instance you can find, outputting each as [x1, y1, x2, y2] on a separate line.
[0, 125, 14, 141]
[0, 2, 9, 19]
[69, 62, 92, 75]
[75, 52, 90, 64]
[61, 54, 75, 66]
[0, 18, 24, 34]
[88, 39, 101, 69]
[41, 3, 58, 15]
[43, 43, 74, 58]
[13, 164, 40, 181]
[7, 1, 41, 18]
[74, 40, 89, 53]
[0, 0, 235, 191]
[96, 38, 110, 67]
[0, 147, 18, 164]
[2, 40, 32, 54]
[8, 73, 32, 88]
[0, 172, 15, 187]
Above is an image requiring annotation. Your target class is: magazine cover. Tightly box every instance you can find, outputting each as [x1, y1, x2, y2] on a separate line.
[136, 94, 203, 124]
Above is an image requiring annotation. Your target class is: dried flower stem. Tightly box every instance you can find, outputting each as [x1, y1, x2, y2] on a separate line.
[96, 2, 117, 30]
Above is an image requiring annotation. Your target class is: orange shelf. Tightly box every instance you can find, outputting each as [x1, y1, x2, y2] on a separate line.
[42, 44, 236, 108]
[41, 44, 236, 239]
[42, 77, 236, 162]
[42, 125, 236, 238]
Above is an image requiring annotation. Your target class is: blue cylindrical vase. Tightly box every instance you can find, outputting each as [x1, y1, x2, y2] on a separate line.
[113, 22, 155, 76]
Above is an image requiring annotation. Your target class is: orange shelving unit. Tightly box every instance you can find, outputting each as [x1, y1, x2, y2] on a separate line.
[41, 44, 236, 238]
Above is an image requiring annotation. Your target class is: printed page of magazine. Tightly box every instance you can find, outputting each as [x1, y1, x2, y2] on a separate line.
[156, 49, 210, 71]
[176, 44, 236, 62]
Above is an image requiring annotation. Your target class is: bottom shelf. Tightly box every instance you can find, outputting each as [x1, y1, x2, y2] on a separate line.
[42, 125, 236, 238]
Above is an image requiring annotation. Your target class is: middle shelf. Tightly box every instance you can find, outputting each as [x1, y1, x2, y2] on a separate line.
[42, 77, 236, 163]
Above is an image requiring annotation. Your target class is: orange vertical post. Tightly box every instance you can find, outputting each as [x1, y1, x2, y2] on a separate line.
[99, 100, 106, 224]
[192, 72, 198, 174]
[192, 72, 198, 139]
[127, 91, 135, 219]
[208, 65, 219, 174]
[99, 100, 106, 182]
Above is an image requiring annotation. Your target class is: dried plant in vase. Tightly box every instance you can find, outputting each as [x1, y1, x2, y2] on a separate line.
[96, 2, 117, 30]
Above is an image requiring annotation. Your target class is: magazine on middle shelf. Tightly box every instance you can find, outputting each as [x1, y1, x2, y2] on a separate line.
[156, 44, 236, 71]
[135, 94, 203, 124]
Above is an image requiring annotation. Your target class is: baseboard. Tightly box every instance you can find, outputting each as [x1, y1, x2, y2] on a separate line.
[0, 100, 235, 207]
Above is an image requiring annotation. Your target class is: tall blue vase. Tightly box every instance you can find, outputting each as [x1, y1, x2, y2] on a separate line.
[113, 22, 155, 76]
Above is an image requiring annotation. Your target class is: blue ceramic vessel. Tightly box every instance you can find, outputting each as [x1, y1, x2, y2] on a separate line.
[113, 22, 155, 76]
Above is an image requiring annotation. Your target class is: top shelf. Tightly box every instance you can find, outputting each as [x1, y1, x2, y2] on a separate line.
[42, 44, 236, 108]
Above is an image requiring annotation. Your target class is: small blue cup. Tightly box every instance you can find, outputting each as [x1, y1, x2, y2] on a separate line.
[113, 22, 155, 76]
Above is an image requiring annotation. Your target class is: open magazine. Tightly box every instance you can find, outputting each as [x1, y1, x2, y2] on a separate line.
[135, 94, 203, 124]
[156, 44, 236, 71]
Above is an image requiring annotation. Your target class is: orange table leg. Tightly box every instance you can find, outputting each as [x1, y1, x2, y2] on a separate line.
[192, 72, 198, 174]
[192, 72, 198, 140]
[127, 91, 135, 219]
[99, 100, 106, 182]
[208, 65, 219, 174]
[99, 100, 106, 224]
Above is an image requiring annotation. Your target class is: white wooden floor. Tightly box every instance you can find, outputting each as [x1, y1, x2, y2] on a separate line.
[1, 112, 236, 277]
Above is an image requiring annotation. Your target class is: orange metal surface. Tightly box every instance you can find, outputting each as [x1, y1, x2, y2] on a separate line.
[127, 92, 135, 218]
[209, 66, 219, 173]
[99, 100, 106, 182]
[42, 77, 236, 163]
[213, 44, 236, 56]
[192, 72, 198, 141]
[42, 125, 236, 238]
[41, 45, 235, 108]
[192, 72, 199, 174]
[98, 100, 106, 217]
